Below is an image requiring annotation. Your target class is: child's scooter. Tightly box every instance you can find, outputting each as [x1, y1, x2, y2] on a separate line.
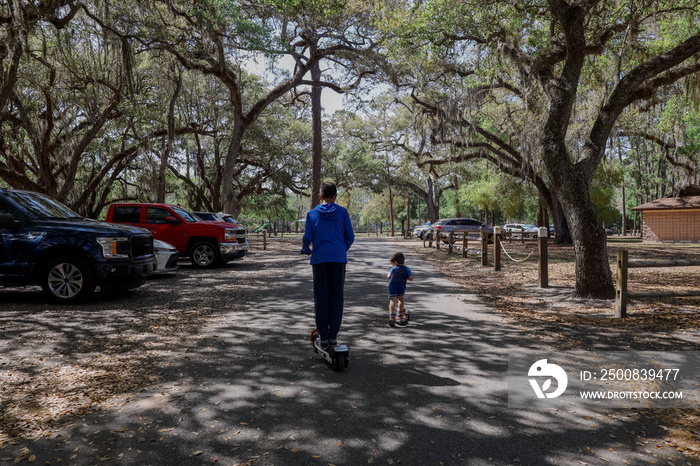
[396, 310, 410, 326]
[310, 329, 349, 372]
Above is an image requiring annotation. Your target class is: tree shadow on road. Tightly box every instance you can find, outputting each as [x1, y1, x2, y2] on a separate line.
[0, 240, 696, 465]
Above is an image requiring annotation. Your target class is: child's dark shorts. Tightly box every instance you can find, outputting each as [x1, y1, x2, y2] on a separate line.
[388, 283, 406, 298]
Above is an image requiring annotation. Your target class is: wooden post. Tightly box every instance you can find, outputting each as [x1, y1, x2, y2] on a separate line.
[615, 250, 628, 318]
[448, 231, 454, 254]
[436, 232, 441, 250]
[538, 227, 548, 288]
[494, 227, 502, 271]
[462, 234, 468, 259]
[481, 230, 488, 266]
[520, 226, 525, 244]
[263, 229, 267, 251]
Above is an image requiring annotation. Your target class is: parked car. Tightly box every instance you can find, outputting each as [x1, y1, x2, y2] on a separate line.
[193, 211, 240, 225]
[0, 189, 156, 303]
[412, 222, 433, 239]
[503, 223, 538, 238]
[105, 203, 248, 268]
[153, 239, 179, 274]
[426, 218, 495, 242]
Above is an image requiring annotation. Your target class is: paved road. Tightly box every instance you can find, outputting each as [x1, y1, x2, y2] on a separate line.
[2, 238, 695, 465]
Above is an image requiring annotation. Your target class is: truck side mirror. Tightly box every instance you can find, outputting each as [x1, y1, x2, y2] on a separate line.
[165, 216, 180, 225]
[0, 213, 22, 229]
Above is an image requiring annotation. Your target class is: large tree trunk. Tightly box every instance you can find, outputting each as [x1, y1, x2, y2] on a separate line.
[408, 177, 440, 222]
[544, 144, 614, 298]
[222, 120, 244, 215]
[157, 66, 182, 203]
[406, 192, 411, 237]
[228, 199, 242, 219]
[550, 192, 572, 245]
[454, 174, 461, 217]
[387, 161, 395, 235]
[556, 180, 614, 298]
[536, 4, 614, 299]
[310, 60, 322, 209]
[425, 177, 440, 222]
[533, 178, 572, 245]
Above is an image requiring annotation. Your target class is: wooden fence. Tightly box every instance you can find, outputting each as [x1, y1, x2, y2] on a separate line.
[424, 228, 550, 288]
[615, 250, 700, 318]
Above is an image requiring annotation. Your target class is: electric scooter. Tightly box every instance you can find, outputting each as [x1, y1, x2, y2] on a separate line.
[310, 328, 349, 372]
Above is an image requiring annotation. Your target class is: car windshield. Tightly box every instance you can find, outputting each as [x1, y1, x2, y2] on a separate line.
[195, 212, 217, 221]
[171, 206, 200, 223]
[5, 191, 82, 219]
[221, 216, 237, 223]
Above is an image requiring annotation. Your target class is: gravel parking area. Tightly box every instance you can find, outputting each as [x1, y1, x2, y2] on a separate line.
[0, 239, 300, 450]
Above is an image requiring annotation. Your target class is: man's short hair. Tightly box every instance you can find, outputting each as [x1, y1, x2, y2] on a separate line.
[320, 182, 337, 200]
[390, 252, 405, 264]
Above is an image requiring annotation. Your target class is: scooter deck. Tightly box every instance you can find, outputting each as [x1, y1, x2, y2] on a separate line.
[311, 332, 349, 371]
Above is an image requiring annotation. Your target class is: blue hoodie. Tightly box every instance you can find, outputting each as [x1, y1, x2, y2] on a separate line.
[302, 203, 354, 265]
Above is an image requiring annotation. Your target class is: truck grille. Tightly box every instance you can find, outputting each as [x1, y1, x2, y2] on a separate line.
[131, 235, 154, 257]
[233, 228, 247, 244]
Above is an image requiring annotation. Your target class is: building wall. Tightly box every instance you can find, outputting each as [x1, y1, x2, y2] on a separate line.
[641, 210, 700, 242]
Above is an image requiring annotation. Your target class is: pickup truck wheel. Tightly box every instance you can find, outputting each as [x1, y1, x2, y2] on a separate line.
[42, 256, 95, 304]
[189, 241, 220, 268]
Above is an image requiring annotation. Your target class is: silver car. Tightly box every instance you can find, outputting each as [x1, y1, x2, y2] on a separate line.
[193, 211, 239, 224]
[412, 222, 433, 239]
[153, 239, 179, 274]
[427, 218, 495, 242]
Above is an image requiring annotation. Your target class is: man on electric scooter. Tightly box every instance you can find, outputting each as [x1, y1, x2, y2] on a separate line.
[302, 182, 355, 350]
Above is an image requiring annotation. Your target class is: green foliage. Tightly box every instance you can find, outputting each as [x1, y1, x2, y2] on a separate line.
[240, 191, 297, 222]
[591, 163, 624, 226]
[6, 0, 700, 239]
[659, 94, 700, 164]
[323, 110, 390, 193]
[265, 0, 349, 21]
[359, 192, 391, 224]
[453, 167, 538, 223]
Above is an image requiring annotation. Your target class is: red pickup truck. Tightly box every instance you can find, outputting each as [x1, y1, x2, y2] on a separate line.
[105, 203, 248, 268]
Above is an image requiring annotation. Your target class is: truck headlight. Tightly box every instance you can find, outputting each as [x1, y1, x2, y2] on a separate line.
[224, 228, 236, 241]
[97, 237, 130, 258]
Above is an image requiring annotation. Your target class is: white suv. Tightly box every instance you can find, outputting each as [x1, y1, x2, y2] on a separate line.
[503, 223, 538, 238]
[427, 218, 495, 242]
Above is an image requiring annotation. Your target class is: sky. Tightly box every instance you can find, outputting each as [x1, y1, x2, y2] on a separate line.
[244, 53, 346, 116]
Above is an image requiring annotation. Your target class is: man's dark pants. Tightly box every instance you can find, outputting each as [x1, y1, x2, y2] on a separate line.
[312, 262, 346, 342]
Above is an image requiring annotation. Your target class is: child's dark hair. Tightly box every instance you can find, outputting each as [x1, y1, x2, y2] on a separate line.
[390, 252, 405, 265]
[320, 182, 337, 200]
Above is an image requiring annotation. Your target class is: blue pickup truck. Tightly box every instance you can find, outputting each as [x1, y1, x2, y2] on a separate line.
[0, 189, 156, 303]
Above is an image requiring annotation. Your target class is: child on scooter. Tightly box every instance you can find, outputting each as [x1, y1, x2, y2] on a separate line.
[387, 252, 413, 327]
